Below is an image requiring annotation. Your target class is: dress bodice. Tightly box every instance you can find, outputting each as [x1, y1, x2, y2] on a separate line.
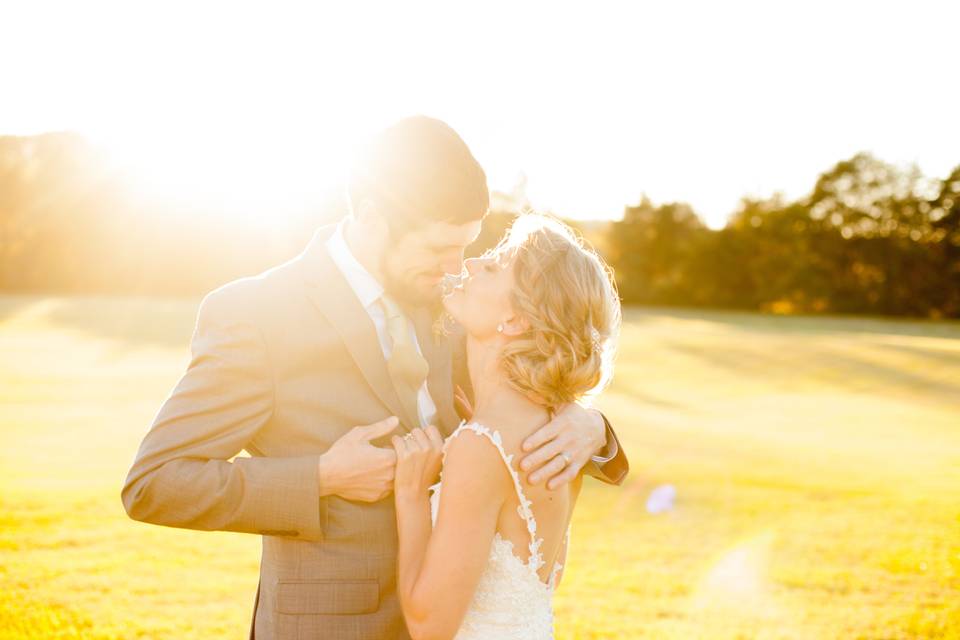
[428, 420, 567, 640]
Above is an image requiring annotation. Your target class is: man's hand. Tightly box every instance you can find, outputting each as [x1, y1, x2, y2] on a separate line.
[519, 404, 606, 490]
[453, 385, 474, 421]
[317, 416, 401, 502]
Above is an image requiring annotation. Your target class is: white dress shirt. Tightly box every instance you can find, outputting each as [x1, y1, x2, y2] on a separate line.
[326, 217, 439, 429]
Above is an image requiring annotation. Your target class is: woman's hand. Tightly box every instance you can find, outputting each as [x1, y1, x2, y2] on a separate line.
[391, 425, 445, 500]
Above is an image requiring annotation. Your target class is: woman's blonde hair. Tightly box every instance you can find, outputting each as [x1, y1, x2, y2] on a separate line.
[496, 214, 622, 413]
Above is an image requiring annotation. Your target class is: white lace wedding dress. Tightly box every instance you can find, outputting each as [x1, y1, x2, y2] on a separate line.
[428, 420, 568, 640]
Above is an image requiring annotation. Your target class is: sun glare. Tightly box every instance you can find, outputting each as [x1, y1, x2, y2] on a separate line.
[688, 529, 782, 625]
[94, 121, 358, 219]
[4, 0, 957, 229]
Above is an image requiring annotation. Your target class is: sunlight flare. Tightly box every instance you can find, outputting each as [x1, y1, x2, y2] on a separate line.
[688, 529, 782, 624]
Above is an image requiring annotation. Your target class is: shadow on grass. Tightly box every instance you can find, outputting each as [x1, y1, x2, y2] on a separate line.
[658, 335, 960, 401]
[47, 295, 200, 351]
[0, 294, 201, 351]
[626, 306, 960, 340]
[874, 341, 960, 367]
[0, 293, 41, 324]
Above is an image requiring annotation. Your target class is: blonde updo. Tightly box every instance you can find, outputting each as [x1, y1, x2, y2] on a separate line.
[497, 214, 622, 413]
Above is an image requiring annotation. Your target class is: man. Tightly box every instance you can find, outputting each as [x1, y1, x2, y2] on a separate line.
[122, 116, 628, 639]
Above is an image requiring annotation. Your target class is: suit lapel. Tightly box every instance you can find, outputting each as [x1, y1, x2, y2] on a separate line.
[297, 225, 415, 433]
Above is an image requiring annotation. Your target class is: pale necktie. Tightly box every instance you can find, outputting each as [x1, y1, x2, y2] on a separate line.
[378, 294, 430, 430]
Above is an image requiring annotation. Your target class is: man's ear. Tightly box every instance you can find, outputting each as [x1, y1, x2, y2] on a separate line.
[354, 198, 390, 238]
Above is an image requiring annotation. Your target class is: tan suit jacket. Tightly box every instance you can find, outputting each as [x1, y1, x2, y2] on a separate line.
[122, 224, 628, 639]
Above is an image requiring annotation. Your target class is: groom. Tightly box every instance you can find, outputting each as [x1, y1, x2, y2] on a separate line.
[122, 116, 628, 639]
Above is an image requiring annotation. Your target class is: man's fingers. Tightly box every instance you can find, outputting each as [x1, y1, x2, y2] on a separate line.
[453, 398, 473, 421]
[390, 435, 406, 457]
[453, 387, 473, 420]
[522, 419, 560, 453]
[425, 424, 444, 449]
[529, 454, 569, 485]
[546, 460, 584, 490]
[356, 416, 400, 441]
[519, 436, 565, 472]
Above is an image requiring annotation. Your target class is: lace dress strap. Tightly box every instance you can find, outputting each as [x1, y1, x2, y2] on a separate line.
[444, 420, 545, 574]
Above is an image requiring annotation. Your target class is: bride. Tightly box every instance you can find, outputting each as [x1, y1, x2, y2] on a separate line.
[390, 214, 622, 640]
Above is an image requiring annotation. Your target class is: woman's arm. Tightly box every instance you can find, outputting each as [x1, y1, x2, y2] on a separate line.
[393, 428, 512, 640]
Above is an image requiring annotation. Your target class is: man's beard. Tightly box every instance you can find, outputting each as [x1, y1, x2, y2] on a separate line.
[379, 253, 444, 315]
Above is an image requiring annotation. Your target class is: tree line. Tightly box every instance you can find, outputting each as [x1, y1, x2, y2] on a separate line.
[604, 153, 960, 318]
[1, 132, 957, 317]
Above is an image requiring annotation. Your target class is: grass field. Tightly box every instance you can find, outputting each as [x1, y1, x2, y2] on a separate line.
[1, 294, 958, 639]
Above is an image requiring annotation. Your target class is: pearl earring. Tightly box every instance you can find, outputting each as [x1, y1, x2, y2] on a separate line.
[497, 323, 504, 333]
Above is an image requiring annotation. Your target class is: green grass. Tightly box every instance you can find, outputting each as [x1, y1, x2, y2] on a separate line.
[1, 295, 958, 639]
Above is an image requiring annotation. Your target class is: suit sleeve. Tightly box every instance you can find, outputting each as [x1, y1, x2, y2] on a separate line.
[121, 287, 324, 541]
[581, 412, 629, 486]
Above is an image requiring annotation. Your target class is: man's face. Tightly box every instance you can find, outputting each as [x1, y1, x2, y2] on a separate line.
[380, 218, 484, 306]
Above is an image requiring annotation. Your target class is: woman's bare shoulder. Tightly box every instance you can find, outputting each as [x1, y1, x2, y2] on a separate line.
[440, 424, 514, 496]
[463, 412, 536, 462]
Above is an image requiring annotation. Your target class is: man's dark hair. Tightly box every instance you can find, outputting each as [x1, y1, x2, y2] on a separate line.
[347, 116, 489, 235]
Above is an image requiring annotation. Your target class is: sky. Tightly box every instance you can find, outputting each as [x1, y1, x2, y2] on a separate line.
[2, 0, 957, 228]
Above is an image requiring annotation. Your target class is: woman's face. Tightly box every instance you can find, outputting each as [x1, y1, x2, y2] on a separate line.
[442, 247, 519, 340]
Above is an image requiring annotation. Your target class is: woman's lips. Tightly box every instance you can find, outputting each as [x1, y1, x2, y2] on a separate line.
[441, 273, 464, 295]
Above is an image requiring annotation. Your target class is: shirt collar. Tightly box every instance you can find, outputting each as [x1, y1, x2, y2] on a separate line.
[325, 216, 385, 310]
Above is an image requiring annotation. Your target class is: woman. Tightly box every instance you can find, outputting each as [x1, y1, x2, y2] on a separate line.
[390, 214, 622, 640]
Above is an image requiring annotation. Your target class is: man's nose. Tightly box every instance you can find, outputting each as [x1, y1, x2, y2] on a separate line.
[441, 259, 461, 275]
